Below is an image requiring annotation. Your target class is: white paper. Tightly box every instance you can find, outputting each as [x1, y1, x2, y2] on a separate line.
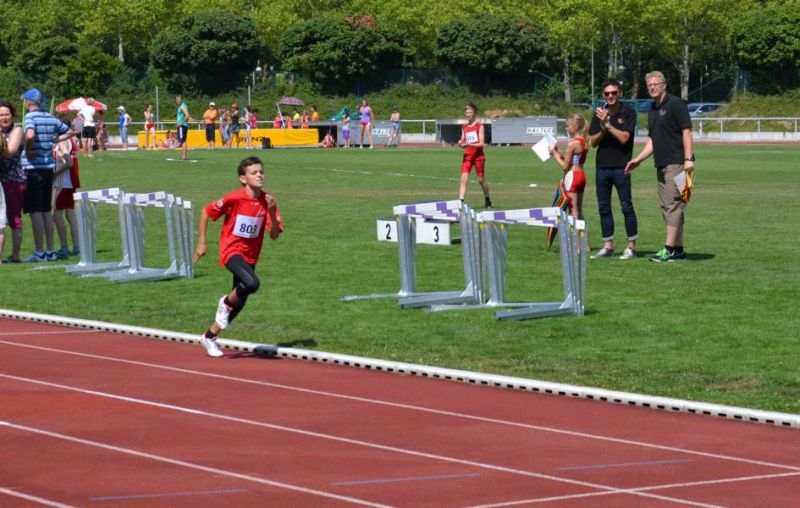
[673, 171, 687, 192]
[532, 134, 558, 162]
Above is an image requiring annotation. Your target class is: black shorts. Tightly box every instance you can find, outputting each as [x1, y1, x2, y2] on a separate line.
[177, 125, 188, 143]
[205, 124, 216, 142]
[82, 125, 96, 139]
[23, 169, 54, 214]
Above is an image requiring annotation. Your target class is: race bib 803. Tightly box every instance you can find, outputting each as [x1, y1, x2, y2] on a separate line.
[233, 214, 264, 239]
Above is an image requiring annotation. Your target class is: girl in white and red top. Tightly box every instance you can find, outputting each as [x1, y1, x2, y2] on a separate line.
[458, 103, 492, 208]
[193, 156, 283, 357]
[549, 114, 588, 223]
[52, 135, 81, 258]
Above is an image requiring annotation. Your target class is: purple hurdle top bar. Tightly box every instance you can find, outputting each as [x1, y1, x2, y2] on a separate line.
[477, 207, 560, 227]
[393, 200, 463, 217]
[77, 187, 121, 202]
[126, 191, 168, 206]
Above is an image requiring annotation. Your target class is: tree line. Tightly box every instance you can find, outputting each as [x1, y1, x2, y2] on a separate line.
[0, 0, 797, 101]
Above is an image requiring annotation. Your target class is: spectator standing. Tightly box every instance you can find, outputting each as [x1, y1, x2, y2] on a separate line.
[0, 101, 25, 263]
[80, 98, 97, 158]
[341, 109, 351, 149]
[457, 103, 492, 208]
[588, 79, 638, 260]
[202, 102, 218, 150]
[144, 104, 156, 150]
[229, 103, 241, 148]
[273, 112, 282, 129]
[219, 107, 231, 147]
[96, 111, 107, 151]
[626, 70, 695, 263]
[549, 114, 588, 225]
[310, 105, 320, 122]
[243, 106, 257, 149]
[19, 88, 74, 262]
[300, 110, 309, 129]
[175, 94, 191, 160]
[357, 99, 374, 149]
[387, 107, 401, 148]
[71, 113, 83, 150]
[117, 106, 132, 150]
[52, 135, 80, 258]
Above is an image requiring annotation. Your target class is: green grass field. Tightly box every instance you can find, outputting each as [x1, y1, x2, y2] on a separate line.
[2, 143, 798, 414]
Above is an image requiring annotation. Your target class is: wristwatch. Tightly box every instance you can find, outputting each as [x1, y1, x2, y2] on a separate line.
[685, 155, 696, 162]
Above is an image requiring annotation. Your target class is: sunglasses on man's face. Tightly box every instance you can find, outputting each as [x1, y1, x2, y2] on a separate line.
[603, 90, 620, 97]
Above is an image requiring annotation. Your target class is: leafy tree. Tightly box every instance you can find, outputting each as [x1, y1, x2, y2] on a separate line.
[278, 15, 413, 94]
[150, 10, 263, 95]
[435, 16, 552, 94]
[730, 4, 800, 93]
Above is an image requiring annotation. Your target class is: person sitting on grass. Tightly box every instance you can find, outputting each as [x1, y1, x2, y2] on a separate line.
[318, 131, 335, 149]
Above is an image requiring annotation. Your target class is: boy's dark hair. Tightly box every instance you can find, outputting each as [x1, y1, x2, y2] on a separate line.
[600, 79, 622, 91]
[465, 102, 478, 113]
[238, 156, 263, 176]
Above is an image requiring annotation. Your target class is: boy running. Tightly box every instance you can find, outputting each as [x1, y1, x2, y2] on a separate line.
[193, 156, 283, 357]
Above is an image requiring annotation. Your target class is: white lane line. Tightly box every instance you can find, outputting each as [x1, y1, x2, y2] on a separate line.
[0, 373, 736, 507]
[0, 487, 75, 508]
[1, 338, 798, 474]
[1, 420, 390, 508]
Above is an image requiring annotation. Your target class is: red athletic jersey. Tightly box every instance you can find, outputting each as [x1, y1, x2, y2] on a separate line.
[462, 121, 484, 159]
[205, 188, 283, 266]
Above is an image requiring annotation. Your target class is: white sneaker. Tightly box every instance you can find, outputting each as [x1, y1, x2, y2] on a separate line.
[619, 247, 637, 260]
[201, 336, 224, 358]
[215, 296, 231, 329]
[590, 247, 614, 259]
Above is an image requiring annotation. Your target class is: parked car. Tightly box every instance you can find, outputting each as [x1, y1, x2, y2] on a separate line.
[687, 102, 722, 117]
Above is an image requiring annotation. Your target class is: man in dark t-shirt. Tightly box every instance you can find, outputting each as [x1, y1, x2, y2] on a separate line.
[626, 71, 695, 263]
[588, 79, 638, 260]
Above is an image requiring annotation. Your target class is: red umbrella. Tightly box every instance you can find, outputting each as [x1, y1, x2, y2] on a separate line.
[55, 97, 108, 113]
[277, 96, 304, 106]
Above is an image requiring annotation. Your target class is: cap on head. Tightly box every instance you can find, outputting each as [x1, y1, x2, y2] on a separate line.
[209, 102, 216, 107]
[20, 88, 43, 105]
[117, 106, 125, 112]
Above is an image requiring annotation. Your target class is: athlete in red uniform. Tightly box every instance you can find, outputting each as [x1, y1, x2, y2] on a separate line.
[458, 103, 492, 208]
[549, 114, 588, 223]
[193, 156, 283, 357]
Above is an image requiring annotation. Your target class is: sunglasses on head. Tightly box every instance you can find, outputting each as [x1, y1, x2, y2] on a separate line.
[603, 90, 620, 97]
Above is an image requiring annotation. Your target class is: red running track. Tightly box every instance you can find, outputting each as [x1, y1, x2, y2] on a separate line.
[1, 317, 798, 507]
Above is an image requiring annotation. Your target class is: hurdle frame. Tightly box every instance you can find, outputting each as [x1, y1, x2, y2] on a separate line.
[64, 188, 131, 276]
[341, 200, 484, 308]
[105, 192, 191, 283]
[477, 207, 586, 320]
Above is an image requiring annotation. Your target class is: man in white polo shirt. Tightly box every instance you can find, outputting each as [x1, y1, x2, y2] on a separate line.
[80, 98, 97, 158]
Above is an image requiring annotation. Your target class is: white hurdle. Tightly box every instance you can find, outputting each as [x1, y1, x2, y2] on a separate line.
[341, 200, 484, 308]
[64, 187, 131, 276]
[105, 191, 192, 282]
[473, 207, 587, 320]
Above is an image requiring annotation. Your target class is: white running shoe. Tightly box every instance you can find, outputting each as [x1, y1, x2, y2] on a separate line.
[590, 247, 614, 259]
[201, 336, 224, 358]
[215, 296, 231, 329]
[619, 247, 637, 260]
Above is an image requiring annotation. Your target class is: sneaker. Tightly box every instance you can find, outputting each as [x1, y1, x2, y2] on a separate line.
[22, 251, 46, 263]
[56, 247, 70, 260]
[484, 197, 493, 209]
[215, 295, 232, 330]
[671, 250, 687, 261]
[71, 247, 81, 256]
[5, 256, 21, 263]
[201, 336, 224, 358]
[619, 247, 636, 260]
[45, 250, 58, 261]
[650, 248, 672, 263]
[590, 247, 614, 259]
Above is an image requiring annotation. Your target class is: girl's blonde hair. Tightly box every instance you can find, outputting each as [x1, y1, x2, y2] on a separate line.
[566, 114, 587, 138]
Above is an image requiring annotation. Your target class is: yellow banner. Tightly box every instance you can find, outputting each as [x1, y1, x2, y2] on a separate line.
[137, 128, 318, 149]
